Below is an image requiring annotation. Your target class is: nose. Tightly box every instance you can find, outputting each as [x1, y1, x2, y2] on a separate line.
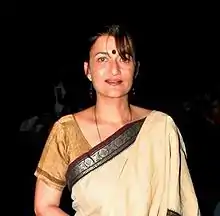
[111, 60, 121, 76]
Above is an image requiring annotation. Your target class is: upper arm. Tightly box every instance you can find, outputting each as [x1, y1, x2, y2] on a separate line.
[34, 178, 63, 212]
[34, 121, 70, 189]
[166, 115, 200, 214]
[34, 121, 70, 211]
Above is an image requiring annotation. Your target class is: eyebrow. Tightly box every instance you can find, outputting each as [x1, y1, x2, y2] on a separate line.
[94, 52, 110, 57]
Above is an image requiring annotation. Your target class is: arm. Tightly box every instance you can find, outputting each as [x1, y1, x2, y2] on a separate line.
[34, 179, 69, 216]
[167, 116, 201, 216]
[34, 120, 71, 215]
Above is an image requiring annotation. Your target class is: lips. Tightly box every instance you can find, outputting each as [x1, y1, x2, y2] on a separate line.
[105, 79, 123, 85]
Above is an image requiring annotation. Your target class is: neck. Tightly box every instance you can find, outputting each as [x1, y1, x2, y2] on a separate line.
[94, 96, 132, 125]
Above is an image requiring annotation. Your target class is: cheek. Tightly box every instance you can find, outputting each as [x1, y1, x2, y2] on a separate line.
[124, 68, 135, 80]
[92, 68, 106, 79]
[92, 63, 111, 78]
[90, 69, 106, 83]
[97, 68, 107, 77]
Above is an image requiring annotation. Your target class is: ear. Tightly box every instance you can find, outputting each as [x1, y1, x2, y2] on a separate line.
[84, 61, 92, 81]
[134, 61, 140, 79]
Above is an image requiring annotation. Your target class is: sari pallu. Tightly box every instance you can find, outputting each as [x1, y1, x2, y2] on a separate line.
[66, 111, 201, 216]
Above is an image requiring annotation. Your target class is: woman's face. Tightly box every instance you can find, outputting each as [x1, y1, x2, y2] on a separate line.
[84, 35, 135, 99]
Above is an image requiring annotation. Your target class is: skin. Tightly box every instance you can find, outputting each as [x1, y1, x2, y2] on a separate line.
[80, 35, 152, 145]
[84, 35, 135, 99]
[34, 35, 152, 215]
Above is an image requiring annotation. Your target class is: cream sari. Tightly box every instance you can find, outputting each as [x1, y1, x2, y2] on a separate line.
[35, 110, 200, 216]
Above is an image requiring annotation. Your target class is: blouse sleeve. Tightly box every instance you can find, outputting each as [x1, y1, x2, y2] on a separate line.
[34, 120, 70, 191]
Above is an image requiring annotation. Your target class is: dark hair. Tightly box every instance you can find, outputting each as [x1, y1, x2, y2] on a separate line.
[84, 24, 138, 64]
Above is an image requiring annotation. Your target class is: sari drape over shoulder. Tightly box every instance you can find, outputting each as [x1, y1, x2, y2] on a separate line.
[34, 111, 200, 216]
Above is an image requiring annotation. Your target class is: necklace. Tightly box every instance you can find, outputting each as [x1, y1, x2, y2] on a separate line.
[93, 105, 132, 143]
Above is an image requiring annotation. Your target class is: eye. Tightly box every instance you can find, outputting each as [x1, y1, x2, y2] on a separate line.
[119, 54, 133, 63]
[120, 57, 131, 63]
[97, 57, 108, 62]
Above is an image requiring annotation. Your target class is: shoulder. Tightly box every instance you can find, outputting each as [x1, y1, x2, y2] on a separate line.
[152, 110, 176, 126]
[55, 106, 93, 126]
[149, 110, 184, 146]
[132, 105, 174, 123]
[57, 114, 74, 124]
[52, 114, 75, 131]
[152, 110, 178, 132]
[143, 109, 186, 150]
[131, 105, 152, 119]
[133, 105, 179, 132]
[73, 106, 94, 123]
[51, 107, 94, 134]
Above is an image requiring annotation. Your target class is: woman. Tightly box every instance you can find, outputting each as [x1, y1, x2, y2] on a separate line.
[34, 24, 200, 216]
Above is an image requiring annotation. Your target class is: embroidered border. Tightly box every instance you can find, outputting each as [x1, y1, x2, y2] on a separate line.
[66, 118, 145, 190]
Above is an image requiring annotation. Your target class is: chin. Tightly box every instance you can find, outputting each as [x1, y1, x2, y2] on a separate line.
[99, 91, 129, 99]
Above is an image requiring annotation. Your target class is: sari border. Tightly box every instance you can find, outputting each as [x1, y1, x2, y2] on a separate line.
[66, 117, 146, 190]
[167, 209, 181, 216]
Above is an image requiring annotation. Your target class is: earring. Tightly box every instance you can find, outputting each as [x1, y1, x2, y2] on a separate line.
[88, 74, 92, 81]
[89, 82, 93, 99]
[134, 61, 140, 79]
[132, 87, 135, 96]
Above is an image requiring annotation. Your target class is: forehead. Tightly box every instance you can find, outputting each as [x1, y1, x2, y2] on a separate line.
[90, 35, 116, 55]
